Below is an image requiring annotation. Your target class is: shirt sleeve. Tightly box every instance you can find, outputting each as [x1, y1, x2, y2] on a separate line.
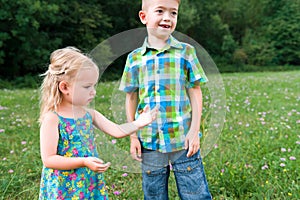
[119, 53, 139, 92]
[185, 45, 208, 88]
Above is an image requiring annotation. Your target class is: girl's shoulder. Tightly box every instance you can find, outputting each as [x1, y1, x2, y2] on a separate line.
[41, 111, 59, 126]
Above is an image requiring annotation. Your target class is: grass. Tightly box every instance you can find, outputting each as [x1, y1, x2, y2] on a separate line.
[0, 71, 299, 199]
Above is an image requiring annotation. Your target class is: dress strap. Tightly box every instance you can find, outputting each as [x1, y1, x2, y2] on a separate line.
[52, 111, 59, 117]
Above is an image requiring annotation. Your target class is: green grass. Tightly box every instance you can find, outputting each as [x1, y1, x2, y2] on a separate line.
[0, 71, 299, 199]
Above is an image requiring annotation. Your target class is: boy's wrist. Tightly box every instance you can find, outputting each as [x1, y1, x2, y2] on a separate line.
[189, 127, 199, 133]
[130, 134, 138, 139]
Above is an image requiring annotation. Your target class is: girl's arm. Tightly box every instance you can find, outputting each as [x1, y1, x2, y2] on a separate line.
[92, 100, 157, 138]
[40, 112, 110, 172]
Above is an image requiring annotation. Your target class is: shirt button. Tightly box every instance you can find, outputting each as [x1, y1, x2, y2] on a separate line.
[146, 170, 151, 175]
[187, 166, 192, 171]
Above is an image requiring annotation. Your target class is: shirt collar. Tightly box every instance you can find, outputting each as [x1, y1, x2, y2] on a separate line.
[141, 35, 183, 55]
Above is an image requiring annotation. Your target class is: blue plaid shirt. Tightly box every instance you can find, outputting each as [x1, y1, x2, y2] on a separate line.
[119, 35, 208, 153]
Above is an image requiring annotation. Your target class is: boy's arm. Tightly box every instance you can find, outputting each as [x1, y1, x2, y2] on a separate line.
[126, 92, 143, 161]
[186, 84, 203, 157]
[125, 92, 138, 128]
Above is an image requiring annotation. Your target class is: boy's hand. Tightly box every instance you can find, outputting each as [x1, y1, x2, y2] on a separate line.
[83, 157, 111, 173]
[130, 136, 142, 161]
[185, 131, 200, 157]
[134, 105, 158, 128]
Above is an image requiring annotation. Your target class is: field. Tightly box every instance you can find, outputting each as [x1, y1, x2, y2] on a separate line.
[0, 71, 299, 199]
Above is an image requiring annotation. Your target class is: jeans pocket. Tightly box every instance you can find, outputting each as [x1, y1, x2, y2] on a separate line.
[142, 166, 169, 196]
[173, 157, 209, 195]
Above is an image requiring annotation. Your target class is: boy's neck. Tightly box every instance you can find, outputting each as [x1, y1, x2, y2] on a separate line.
[147, 34, 169, 50]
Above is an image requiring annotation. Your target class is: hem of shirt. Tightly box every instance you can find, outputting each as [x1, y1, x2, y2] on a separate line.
[141, 144, 186, 153]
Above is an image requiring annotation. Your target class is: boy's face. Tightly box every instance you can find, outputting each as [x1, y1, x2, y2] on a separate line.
[139, 0, 179, 40]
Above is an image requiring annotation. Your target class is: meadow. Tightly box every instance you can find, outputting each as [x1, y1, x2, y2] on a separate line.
[0, 71, 299, 200]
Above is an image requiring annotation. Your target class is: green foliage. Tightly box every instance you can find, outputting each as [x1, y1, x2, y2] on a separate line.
[0, 0, 300, 77]
[55, 0, 112, 51]
[198, 0, 300, 68]
[241, 0, 300, 66]
[232, 48, 247, 69]
[266, 0, 300, 65]
[0, 0, 62, 77]
[101, 0, 141, 33]
[0, 75, 42, 89]
[0, 0, 111, 79]
[176, 0, 200, 33]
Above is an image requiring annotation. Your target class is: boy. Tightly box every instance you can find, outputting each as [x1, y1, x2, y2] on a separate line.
[119, 0, 212, 199]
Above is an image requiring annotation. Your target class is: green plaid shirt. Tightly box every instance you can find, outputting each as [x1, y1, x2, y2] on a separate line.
[119, 35, 208, 153]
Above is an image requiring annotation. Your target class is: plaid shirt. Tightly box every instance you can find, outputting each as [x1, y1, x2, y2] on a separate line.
[119, 35, 208, 153]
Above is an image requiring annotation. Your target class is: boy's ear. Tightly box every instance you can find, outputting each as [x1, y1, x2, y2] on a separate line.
[139, 10, 147, 24]
[58, 81, 70, 94]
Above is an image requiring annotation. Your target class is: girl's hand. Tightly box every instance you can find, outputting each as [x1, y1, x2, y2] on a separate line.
[134, 105, 159, 128]
[83, 157, 111, 173]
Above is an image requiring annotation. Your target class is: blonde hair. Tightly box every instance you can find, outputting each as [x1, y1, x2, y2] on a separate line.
[39, 46, 98, 123]
[142, 0, 181, 10]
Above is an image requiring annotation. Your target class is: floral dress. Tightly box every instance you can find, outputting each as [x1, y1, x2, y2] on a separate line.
[39, 112, 108, 200]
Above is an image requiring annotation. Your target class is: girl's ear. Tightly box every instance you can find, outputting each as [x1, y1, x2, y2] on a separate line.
[58, 81, 70, 95]
[139, 10, 147, 24]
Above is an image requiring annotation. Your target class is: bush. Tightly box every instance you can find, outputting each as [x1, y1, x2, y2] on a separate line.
[233, 49, 248, 70]
[0, 0, 111, 79]
[0, 75, 41, 89]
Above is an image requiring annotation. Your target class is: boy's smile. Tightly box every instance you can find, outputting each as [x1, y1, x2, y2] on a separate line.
[160, 24, 171, 29]
[159, 23, 171, 29]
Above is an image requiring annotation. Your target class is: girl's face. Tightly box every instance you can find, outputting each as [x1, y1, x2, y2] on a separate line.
[140, 0, 179, 40]
[70, 67, 99, 107]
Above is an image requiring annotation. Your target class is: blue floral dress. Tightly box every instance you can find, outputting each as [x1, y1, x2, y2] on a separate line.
[39, 112, 108, 200]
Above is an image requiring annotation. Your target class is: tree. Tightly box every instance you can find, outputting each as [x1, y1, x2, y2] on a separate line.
[0, 0, 112, 79]
[267, 0, 300, 65]
[0, 0, 62, 77]
[243, 0, 300, 65]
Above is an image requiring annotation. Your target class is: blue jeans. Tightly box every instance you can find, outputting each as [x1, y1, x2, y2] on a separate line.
[141, 148, 212, 200]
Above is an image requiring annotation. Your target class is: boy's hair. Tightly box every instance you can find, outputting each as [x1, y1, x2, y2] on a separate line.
[142, 0, 181, 10]
[39, 47, 98, 122]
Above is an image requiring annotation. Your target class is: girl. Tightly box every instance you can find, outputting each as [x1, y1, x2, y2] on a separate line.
[38, 47, 157, 199]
